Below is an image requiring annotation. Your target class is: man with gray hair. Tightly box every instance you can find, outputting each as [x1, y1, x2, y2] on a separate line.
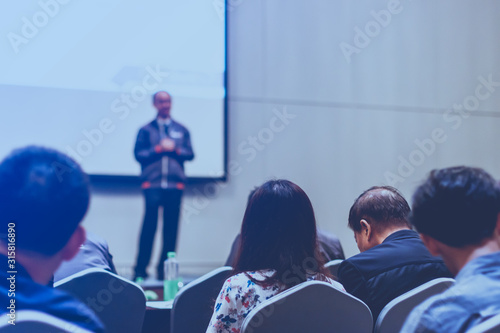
[337, 186, 451, 322]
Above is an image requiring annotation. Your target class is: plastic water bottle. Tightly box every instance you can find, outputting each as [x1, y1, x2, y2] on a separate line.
[164, 251, 179, 301]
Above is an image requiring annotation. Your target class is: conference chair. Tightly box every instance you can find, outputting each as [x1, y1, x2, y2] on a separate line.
[54, 268, 146, 333]
[170, 266, 233, 333]
[467, 313, 500, 333]
[374, 277, 455, 333]
[324, 259, 343, 277]
[241, 280, 373, 333]
[0, 310, 93, 333]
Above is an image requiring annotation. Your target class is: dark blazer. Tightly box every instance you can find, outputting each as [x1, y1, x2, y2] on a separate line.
[134, 118, 194, 189]
[337, 229, 452, 322]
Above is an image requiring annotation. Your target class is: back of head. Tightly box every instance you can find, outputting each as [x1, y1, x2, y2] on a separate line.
[235, 179, 327, 287]
[348, 186, 411, 233]
[411, 166, 500, 247]
[0, 146, 90, 256]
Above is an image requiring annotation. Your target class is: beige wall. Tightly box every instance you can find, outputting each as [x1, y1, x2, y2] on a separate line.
[82, 0, 500, 277]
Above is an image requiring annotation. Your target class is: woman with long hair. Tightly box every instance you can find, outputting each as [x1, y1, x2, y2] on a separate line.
[206, 179, 344, 332]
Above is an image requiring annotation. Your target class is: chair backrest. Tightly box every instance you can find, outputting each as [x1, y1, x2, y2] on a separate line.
[54, 268, 146, 333]
[467, 313, 500, 333]
[170, 266, 233, 333]
[324, 259, 343, 277]
[374, 277, 455, 333]
[0, 310, 93, 333]
[241, 281, 373, 333]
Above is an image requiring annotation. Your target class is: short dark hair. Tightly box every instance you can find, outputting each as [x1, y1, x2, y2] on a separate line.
[152, 91, 170, 103]
[348, 186, 411, 233]
[411, 166, 500, 247]
[0, 146, 90, 255]
[234, 179, 330, 288]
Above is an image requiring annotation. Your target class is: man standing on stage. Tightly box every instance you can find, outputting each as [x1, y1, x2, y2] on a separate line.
[133, 91, 194, 280]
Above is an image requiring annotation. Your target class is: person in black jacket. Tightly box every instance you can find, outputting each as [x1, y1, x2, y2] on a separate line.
[133, 91, 194, 280]
[337, 186, 451, 322]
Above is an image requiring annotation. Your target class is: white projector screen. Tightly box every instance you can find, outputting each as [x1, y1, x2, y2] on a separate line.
[0, 0, 226, 179]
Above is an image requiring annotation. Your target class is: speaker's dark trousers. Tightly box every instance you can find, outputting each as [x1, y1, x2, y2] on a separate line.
[134, 188, 182, 279]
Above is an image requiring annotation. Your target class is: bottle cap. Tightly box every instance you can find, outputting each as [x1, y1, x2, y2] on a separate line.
[167, 251, 176, 258]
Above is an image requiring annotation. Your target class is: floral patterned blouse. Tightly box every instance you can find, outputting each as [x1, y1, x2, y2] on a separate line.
[206, 269, 345, 333]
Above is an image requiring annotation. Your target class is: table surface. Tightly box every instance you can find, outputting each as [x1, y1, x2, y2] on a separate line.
[142, 306, 171, 333]
[147, 301, 173, 309]
[140, 275, 201, 333]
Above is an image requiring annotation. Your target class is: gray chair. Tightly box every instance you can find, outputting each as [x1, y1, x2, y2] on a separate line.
[241, 280, 373, 333]
[0, 310, 93, 333]
[324, 259, 343, 277]
[170, 266, 233, 333]
[374, 277, 455, 333]
[467, 313, 500, 333]
[54, 268, 146, 333]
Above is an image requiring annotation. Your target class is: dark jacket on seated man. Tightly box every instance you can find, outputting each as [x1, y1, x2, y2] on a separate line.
[338, 229, 451, 320]
[337, 186, 452, 322]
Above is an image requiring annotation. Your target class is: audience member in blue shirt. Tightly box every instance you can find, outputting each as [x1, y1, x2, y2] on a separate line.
[402, 166, 500, 333]
[0, 146, 105, 332]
